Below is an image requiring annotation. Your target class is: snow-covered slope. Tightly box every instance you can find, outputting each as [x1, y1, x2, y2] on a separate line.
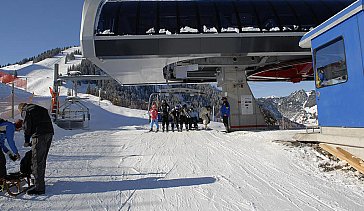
[1, 47, 82, 96]
[0, 50, 363, 210]
[1, 47, 82, 119]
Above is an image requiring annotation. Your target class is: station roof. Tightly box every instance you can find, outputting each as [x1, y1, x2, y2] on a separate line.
[300, 0, 364, 48]
[97, 0, 353, 36]
[82, 0, 355, 85]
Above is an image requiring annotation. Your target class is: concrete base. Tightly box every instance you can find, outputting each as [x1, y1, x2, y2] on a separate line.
[294, 127, 364, 161]
[230, 125, 278, 131]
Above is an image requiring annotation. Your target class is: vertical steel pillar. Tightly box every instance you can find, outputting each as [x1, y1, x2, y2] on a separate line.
[53, 64, 59, 119]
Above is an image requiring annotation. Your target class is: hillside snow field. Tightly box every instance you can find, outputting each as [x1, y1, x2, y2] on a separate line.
[0, 50, 363, 210]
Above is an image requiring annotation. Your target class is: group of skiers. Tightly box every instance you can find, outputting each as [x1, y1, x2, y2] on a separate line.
[149, 97, 231, 133]
[149, 100, 201, 132]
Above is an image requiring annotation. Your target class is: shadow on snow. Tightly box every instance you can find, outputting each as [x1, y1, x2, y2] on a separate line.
[49, 176, 216, 195]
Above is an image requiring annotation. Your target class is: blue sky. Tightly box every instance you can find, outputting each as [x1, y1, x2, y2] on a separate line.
[0, 0, 84, 65]
[0, 0, 314, 97]
[249, 81, 314, 98]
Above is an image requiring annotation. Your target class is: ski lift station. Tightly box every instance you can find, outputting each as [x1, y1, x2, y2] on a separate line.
[80, 0, 364, 159]
[81, 0, 354, 131]
[298, 0, 364, 160]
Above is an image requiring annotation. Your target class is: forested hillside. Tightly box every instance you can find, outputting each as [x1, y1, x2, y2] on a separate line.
[68, 59, 316, 127]
[68, 59, 222, 114]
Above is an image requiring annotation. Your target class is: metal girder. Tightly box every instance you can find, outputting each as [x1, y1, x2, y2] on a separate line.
[58, 75, 112, 81]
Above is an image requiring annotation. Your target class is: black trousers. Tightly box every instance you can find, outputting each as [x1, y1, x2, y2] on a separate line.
[223, 116, 230, 132]
[161, 115, 169, 131]
[0, 151, 6, 179]
[170, 117, 179, 131]
[179, 116, 189, 131]
[32, 133, 53, 192]
[190, 117, 198, 129]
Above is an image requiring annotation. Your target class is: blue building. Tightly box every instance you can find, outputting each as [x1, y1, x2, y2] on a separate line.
[300, 0, 364, 128]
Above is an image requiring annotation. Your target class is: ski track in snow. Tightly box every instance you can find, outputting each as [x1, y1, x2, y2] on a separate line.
[1, 114, 364, 210]
[0, 50, 363, 210]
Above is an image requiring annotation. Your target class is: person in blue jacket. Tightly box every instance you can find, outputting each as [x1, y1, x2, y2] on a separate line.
[0, 118, 23, 179]
[220, 97, 230, 132]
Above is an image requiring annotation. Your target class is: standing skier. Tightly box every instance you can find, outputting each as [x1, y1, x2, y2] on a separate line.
[169, 105, 180, 132]
[189, 106, 199, 130]
[160, 100, 170, 132]
[149, 102, 159, 132]
[179, 104, 190, 131]
[220, 97, 230, 133]
[200, 106, 212, 130]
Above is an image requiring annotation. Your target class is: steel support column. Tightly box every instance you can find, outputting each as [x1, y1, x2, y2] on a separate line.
[217, 67, 267, 131]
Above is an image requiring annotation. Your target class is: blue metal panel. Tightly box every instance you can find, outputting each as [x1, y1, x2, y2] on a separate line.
[359, 12, 364, 75]
[312, 15, 364, 127]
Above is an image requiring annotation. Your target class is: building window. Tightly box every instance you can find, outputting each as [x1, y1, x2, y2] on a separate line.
[117, 2, 138, 35]
[138, 1, 158, 35]
[314, 37, 348, 88]
[159, 1, 178, 34]
[96, 2, 120, 35]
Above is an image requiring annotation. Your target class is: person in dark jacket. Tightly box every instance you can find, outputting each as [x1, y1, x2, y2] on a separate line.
[179, 104, 190, 131]
[160, 100, 170, 132]
[18, 103, 54, 195]
[169, 106, 180, 132]
[220, 97, 231, 132]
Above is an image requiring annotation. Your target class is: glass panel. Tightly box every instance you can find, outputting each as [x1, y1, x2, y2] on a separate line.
[216, 1, 239, 33]
[118, 1, 138, 35]
[235, 1, 260, 32]
[159, 1, 178, 34]
[198, 1, 219, 33]
[138, 1, 158, 34]
[178, 1, 199, 33]
[287, 0, 317, 31]
[314, 38, 348, 88]
[269, 0, 299, 31]
[96, 2, 120, 35]
[303, 0, 331, 26]
[251, 0, 280, 31]
[95, 0, 353, 36]
[323, 0, 352, 14]
[324, 0, 343, 11]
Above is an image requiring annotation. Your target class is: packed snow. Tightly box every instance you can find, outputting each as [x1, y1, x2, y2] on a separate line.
[0, 50, 363, 210]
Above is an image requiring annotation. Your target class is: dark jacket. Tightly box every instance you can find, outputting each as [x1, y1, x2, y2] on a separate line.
[169, 108, 180, 121]
[220, 102, 230, 117]
[160, 103, 170, 117]
[22, 104, 54, 139]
